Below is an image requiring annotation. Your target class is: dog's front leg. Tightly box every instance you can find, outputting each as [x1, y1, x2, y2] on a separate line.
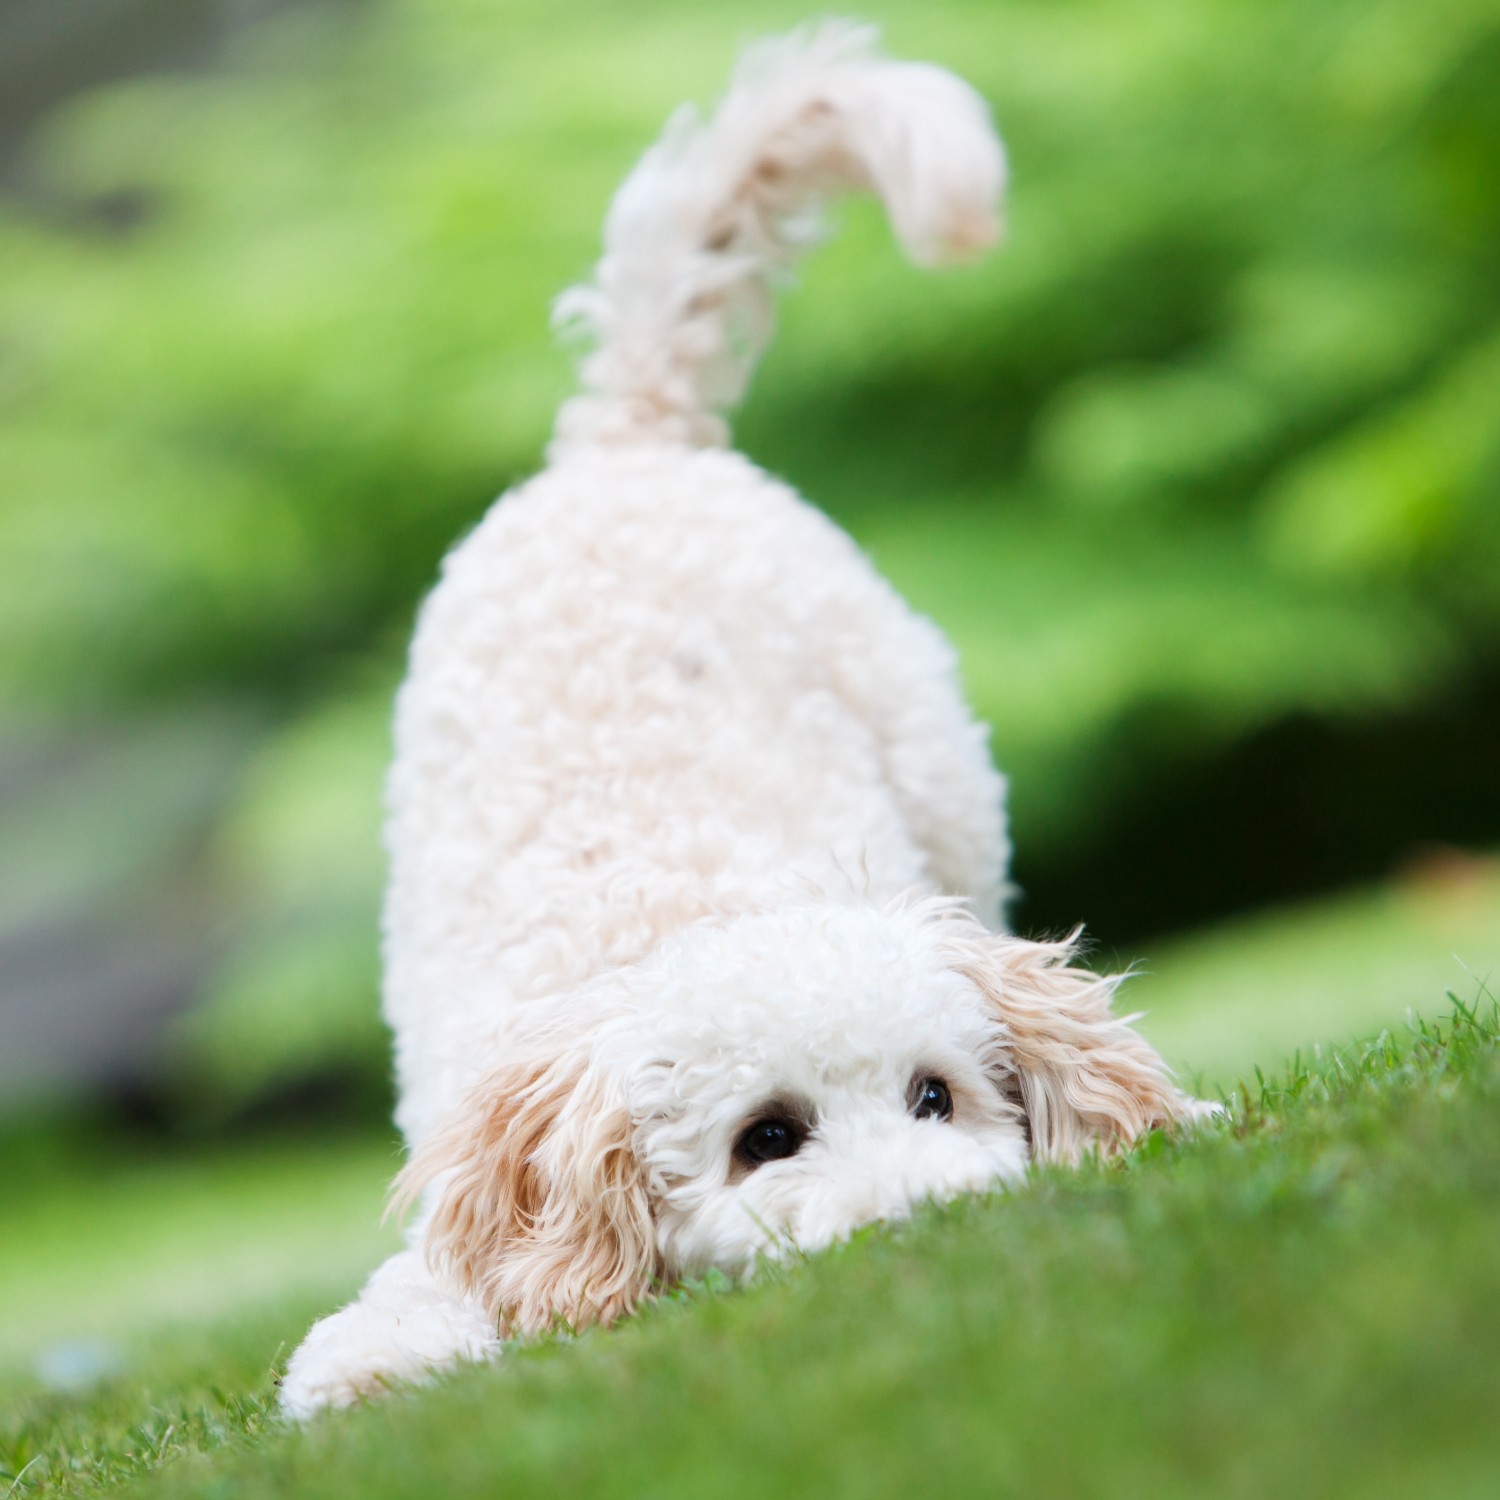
[278, 1247, 498, 1420]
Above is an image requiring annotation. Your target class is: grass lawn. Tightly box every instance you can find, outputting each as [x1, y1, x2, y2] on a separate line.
[0, 1137, 400, 1375]
[3, 979, 1498, 1499]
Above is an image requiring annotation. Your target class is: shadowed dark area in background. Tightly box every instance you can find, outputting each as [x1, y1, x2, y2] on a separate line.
[0, 1, 299, 183]
[1016, 669, 1500, 946]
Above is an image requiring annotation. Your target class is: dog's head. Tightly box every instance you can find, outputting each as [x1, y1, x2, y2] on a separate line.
[396, 899, 1190, 1335]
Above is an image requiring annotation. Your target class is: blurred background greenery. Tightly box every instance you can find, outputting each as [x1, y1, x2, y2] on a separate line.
[1, 0, 1498, 1152]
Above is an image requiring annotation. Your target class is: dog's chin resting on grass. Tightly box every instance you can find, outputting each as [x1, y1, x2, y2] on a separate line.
[279, 21, 1209, 1421]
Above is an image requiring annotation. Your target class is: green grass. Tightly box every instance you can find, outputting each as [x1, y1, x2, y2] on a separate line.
[0, 1134, 399, 1372]
[1130, 852, 1500, 1089]
[4, 991, 1498, 1499]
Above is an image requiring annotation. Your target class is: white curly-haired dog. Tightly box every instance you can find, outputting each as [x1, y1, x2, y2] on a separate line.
[280, 21, 1205, 1419]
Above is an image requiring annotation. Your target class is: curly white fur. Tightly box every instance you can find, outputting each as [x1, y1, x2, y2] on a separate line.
[279, 23, 1199, 1422]
[552, 18, 1004, 450]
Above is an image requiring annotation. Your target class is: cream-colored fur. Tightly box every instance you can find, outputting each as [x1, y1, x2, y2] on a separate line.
[279, 21, 1204, 1421]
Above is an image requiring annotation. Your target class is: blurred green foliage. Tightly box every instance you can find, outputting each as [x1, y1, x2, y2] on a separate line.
[2, 0, 1497, 1106]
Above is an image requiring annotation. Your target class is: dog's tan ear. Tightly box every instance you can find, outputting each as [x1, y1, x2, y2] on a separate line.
[392, 1048, 658, 1336]
[938, 918, 1188, 1164]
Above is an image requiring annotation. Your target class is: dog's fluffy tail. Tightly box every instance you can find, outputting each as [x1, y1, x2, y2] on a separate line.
[550, 21, 1005, 453]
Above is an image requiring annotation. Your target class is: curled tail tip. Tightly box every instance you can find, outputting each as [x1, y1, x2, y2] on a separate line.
[550, 22, 1006, 457]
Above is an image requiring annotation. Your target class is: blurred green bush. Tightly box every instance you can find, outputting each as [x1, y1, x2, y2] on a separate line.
[2, 0, 1497, 1109]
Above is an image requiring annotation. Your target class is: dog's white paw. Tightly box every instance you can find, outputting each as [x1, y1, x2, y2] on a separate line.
[279, 1261, 500, 1421]
[1179, 1095, 1228, 1127]
[279, 1303, 418, 1419]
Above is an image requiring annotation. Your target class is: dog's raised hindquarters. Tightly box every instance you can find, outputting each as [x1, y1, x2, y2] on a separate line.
[279, 22, 1206, 1421]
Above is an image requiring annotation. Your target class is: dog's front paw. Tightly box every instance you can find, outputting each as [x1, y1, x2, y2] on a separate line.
[279, 1303, 423, 1420]
[279, 1284, 499, 1421]
[1177, 1094, 1227, 1127]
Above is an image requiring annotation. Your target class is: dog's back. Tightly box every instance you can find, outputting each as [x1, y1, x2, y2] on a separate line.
[381, 23, 1010, 1147]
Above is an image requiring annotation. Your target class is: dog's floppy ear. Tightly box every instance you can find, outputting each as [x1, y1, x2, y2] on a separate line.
[937, 915, 1188, 1164]
[392, 1046, 658, 1336]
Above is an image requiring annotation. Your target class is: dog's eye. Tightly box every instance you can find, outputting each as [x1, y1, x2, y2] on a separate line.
[735, 1117, 804, 1167]
[911, 1077, 954, 1122]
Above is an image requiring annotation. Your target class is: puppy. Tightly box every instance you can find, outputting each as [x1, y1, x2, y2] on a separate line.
[280, 21, 1203, 1420]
